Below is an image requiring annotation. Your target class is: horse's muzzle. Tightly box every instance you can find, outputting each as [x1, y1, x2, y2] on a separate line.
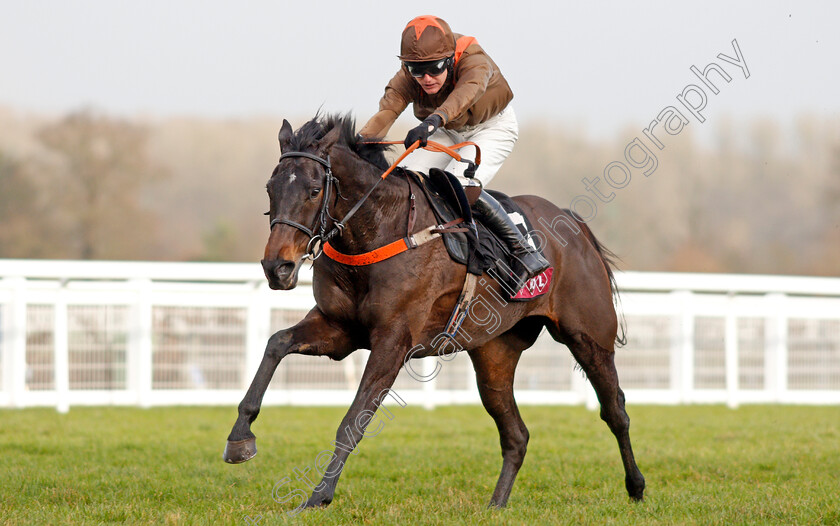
[261, 259, 299, 290]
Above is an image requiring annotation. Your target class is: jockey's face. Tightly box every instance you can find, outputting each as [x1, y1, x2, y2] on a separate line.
[415, 68, 447, 95]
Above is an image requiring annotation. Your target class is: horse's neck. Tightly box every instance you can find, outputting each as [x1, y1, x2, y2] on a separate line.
[329, 157, 429, 252]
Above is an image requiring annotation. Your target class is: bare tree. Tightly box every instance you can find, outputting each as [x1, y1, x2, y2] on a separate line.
[0, 151, 43, 257]
[37, 110, 165, 259]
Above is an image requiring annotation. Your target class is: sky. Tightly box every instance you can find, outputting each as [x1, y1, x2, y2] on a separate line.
[1, 1, 838, 140]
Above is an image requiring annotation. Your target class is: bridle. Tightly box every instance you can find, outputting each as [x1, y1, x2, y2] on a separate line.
[269, 139, 482, 261]
[269, 151, 341, 260]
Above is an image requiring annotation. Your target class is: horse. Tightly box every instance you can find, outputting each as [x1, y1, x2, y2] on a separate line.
[223, 113, 645, 510]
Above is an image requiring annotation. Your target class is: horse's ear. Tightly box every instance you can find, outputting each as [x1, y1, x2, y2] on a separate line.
[316, 125, 342, 157]
[278, 119, 294, 152]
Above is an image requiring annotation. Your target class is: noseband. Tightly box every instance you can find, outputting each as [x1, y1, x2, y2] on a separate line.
[269, 151, 340, 259]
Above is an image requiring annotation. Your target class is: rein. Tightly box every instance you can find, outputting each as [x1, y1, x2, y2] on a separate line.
[371, 139, 482, 180]
[271, 139, 480, 263]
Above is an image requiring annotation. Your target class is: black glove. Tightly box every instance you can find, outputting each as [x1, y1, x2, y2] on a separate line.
[404, 114, 442, 149]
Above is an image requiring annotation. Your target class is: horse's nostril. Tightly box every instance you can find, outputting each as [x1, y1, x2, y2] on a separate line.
[261, 259, 296, 284]
[275, 262, 295, 278]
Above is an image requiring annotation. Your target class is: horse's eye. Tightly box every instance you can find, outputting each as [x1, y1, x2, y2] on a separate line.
[310, 188, 322, 198]
[263, 211, 270, 216]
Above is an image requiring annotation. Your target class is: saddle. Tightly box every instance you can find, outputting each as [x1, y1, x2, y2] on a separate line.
[405, 168, 474, 269]
[406, 168, 550, 301]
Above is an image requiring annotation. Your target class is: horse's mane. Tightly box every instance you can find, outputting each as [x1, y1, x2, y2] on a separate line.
[289, 112, 393, 171]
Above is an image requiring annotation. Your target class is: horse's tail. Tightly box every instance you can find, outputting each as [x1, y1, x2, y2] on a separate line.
[565, 210, 628, 347]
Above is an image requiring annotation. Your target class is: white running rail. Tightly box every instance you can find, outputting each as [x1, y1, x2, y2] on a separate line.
[1, 259, 838, 412]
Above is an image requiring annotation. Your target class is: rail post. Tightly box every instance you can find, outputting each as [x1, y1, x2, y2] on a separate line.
[670, 290, 695, 403]
[724, 294, 739, 409]
[128, 278, 154, 407]
[764, 293, 789, 402]
[7, 277, 27, 408]
[246, 281, 272, 387]
[54, 281, 70, 413]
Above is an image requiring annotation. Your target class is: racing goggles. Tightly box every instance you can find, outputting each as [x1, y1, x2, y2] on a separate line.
[403, 58, 450, 78]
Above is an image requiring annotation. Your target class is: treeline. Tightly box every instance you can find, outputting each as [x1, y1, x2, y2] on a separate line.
[0, 106, 837, 276]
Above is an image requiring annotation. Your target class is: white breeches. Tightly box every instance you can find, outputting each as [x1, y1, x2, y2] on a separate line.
[400, 105, 519, 188]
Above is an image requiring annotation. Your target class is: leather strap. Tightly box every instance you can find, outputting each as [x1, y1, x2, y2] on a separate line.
[442, 273, 479, 339]
[270, 218, 314, 238]
[279, 151, 330, 169]
[431, 218, 470, 234]
[406, 176, 417, 236]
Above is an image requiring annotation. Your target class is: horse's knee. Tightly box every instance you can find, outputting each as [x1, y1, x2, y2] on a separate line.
[265, 330, 291, 361]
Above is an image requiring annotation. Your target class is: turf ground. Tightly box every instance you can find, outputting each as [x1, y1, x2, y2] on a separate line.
[1, 404, 838, 525]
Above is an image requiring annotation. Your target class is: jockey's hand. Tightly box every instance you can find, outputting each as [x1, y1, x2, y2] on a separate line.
[404, 114, 442, 149]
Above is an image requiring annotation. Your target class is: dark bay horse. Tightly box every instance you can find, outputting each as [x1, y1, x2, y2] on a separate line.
[224, 114, 645, 509]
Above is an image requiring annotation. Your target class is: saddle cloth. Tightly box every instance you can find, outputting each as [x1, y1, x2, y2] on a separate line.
[405, 168, 552, 301]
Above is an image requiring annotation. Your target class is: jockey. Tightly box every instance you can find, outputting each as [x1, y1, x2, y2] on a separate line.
[359, 15, 550, 286]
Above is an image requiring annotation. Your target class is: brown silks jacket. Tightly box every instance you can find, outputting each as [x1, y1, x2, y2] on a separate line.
[359, 34, 514, 139]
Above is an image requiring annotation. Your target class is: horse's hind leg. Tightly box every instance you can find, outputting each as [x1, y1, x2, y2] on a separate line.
[561, 330, 645, 500]
[468, 332, 533, 508]
[224, 307, 355, 463]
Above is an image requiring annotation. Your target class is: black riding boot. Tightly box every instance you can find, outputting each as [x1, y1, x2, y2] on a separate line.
[473, 190, 550, 289]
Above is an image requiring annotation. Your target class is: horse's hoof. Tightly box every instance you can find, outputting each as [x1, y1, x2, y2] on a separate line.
[303, 494, 333, 509]
[626, 473, 645, 501]
[224, 437, 257, 464]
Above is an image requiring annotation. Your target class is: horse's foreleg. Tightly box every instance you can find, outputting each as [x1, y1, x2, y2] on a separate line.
[568, 332, 645, 500]
[302, 330, 409, 510]
[224, 307, 355, 463]
[468, 340, 529, 508]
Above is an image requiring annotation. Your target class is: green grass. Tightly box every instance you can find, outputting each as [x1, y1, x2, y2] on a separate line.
[1, 404, 838, 525]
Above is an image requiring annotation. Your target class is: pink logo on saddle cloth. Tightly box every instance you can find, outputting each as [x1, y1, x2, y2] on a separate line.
[512, 267, 554, 300]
